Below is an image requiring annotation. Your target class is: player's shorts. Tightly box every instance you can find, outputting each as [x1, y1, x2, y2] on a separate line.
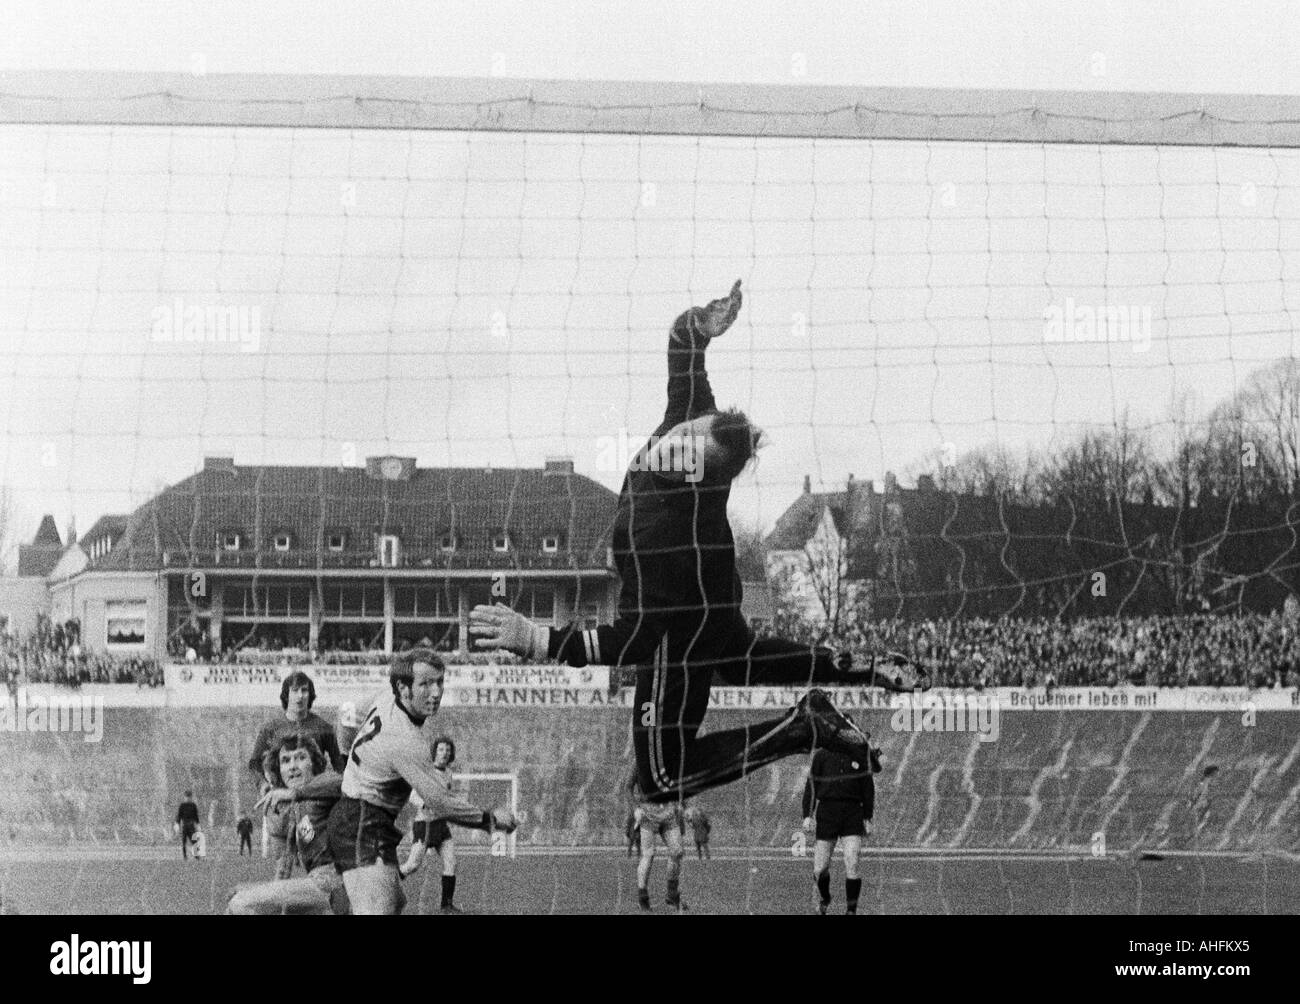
[814, 799, 867, 841]
[411, 818, 453, 849]
[327, 796, 402, 870]
[180, 821, 197, 839]
[637, 801, 683, 839]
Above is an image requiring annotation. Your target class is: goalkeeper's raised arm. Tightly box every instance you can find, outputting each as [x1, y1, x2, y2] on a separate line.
[469, 602, 665, 667]
[657, 277, 742, 433]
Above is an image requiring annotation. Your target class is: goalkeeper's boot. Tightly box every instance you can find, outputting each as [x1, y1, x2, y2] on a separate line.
[837, 649, 931, 693]
[796, 689, 871, 758]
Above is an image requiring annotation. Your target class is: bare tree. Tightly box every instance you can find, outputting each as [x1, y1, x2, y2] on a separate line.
[910, 442, 1044, 501]
[728, 514, 770, 582]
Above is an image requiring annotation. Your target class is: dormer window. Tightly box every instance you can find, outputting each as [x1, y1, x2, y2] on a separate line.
[379, 534, 400, 568]
[327, 532, 347, 552]
[492, 533, 510, 553]
[541, 535, 560, 554]
[440, 533, 457, 552]
[273, 532, 293, 552]
[220, 531, 241, 551]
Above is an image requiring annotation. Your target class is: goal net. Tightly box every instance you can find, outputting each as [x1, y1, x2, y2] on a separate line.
[2, 72, 1299, 914]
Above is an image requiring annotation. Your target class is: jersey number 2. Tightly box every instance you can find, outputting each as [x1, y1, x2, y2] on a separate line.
[350, 715, 382, 765]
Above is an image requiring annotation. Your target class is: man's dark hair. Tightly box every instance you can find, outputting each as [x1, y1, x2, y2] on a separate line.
[389, 647, 445, 697]
[707, 407, 763, 482]
[183, 789, 193, 799]
[431, 735, 457, 766]
[280, 671, 316, 710]
[264, 733, 326, 786]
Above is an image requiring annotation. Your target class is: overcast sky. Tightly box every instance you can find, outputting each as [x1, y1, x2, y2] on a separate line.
[1, 2, 1299, 563]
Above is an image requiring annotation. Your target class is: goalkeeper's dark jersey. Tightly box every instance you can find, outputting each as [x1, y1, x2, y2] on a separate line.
[548, 308, 743, 668]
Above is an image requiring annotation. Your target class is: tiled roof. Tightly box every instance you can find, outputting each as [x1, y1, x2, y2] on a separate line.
[767, 485, 877, 577]
[31, 514, 62, 548]
[17, 545, 62, 578]
[97, 461, 619, 573]
[81, 514, 129, 546]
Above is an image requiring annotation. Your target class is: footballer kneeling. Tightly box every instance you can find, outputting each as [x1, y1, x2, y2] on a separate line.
[227, 734, 348, 915]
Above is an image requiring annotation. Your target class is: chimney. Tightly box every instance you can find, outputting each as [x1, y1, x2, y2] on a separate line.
[917, 474, 935, 493]
[847, 473, 855, 490]
[66, 516, 77, 546]
[803, 474, 811, 494]
[544, 456, 575, 476]
[204, 456, 236, 475]
[884, 471, 898, 494]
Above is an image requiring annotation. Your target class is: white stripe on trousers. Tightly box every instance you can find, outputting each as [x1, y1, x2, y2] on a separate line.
[645, 636, 801, 795]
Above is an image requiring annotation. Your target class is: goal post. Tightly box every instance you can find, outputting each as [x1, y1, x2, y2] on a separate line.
[2, 71, 1299, 146]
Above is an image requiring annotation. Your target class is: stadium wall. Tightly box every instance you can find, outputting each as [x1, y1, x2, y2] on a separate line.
[2, 687, 1298, 854]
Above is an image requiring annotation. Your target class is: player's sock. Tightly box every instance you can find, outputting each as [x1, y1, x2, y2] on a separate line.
[666, 877, 681, 906]
[637, 887, 651, 911]
[441, 875, 457, 908]
[815, 869, 831, 906]
[846, 878, 862, 914]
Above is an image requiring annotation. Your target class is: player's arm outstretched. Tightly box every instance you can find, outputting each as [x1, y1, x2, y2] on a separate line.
[396, 747, 516, 835]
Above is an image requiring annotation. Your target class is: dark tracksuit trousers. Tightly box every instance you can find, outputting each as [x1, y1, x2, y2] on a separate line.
[632, 614, 850, 803]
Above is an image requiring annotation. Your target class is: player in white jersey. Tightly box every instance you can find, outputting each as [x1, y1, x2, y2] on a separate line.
[325, 648, 516, 915]
[400, 736, 463, 912]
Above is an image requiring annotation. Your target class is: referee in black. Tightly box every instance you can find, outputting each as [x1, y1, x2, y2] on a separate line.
[175, 790, 201, 860]
[801, 721, 881, 914]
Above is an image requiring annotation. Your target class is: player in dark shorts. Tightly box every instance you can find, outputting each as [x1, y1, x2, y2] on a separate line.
[471, 281, 927, 808]
[175, 790, 200, 859]
[399, 737, 462, 913]
[802, 721, 882, 914]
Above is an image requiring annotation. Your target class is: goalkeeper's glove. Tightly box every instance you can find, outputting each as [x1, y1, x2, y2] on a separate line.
[468, 604, 549, 659]
[676, 279, 743, 343]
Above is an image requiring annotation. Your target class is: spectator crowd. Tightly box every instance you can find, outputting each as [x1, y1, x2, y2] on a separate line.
[1, 615, 163, 688]
[8, 610, 1300, 690]
[839, 612, 1300, 689]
